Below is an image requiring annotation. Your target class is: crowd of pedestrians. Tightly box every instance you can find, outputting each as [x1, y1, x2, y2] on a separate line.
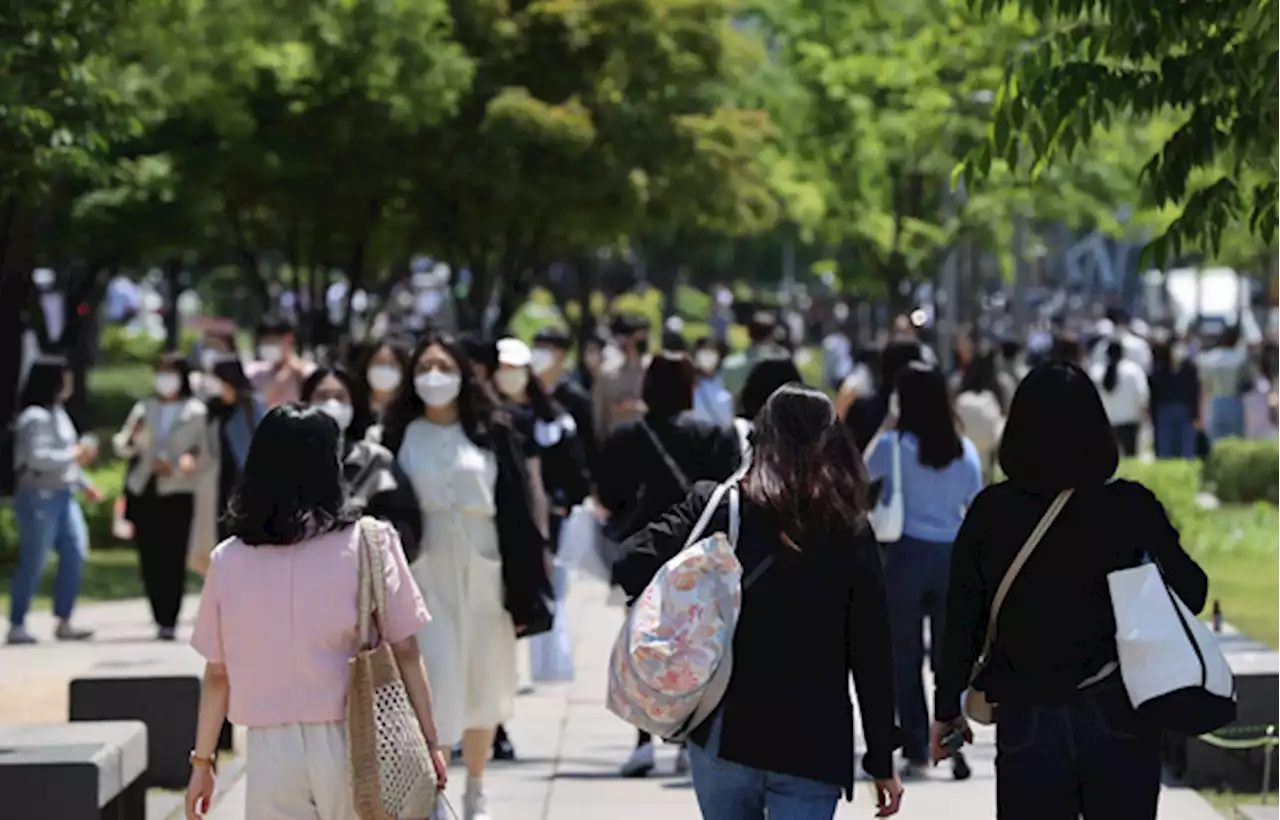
[5, 300, 1254, 820]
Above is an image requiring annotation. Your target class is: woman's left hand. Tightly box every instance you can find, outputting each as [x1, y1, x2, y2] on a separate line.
[929, 717, 972, 764]
[178, 453, 198, 475]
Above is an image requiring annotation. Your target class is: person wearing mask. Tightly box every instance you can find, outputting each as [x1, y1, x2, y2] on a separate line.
[954, 346, 1009, 479]
[931, 362, 1208, 819]
[592, 314, 651, 436]
[1149, 338, 1201, 458]
[1090, 340, 1149, 457]
[719, 311, 788, 398]
[247, 314, 315, 408]
[7, 356, 100, 644]
[575, 330, 607, 393]
[183, 405, 447, 820]
[690, 336, 734, 428]
[1198, 324, 1250, 442]
[531, 327, 597, 467]
[863, 362, 983, 781]
[357, 338, 411, 428]
[613, 385, 904, 819]
[595, 352, 742, 777]
[844, 340, 924, 452]
[112, 353, 209, 640]
[205, 358, 267, 539]
[194, 328, 237, 399]
[300, 367, 421, 559]
[383, 332, 552, 820]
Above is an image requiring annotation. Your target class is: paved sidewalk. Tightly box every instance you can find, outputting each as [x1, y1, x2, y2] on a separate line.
[200, 577, 1223, 820]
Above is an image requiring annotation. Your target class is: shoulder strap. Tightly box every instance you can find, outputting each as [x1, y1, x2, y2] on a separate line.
[682, 481, 733, 550]
[355, 518, 388, 649]
[975, 489, 1073, 666]
[640, 421, 690, 492]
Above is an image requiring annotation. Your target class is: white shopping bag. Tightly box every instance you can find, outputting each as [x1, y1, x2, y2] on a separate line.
[529, 565, 574, 682]
[1108, 562, 1235, 735]
[558, 503, 612, 583]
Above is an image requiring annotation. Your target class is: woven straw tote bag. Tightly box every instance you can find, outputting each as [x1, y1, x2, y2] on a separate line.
[348, 518, 440, 820]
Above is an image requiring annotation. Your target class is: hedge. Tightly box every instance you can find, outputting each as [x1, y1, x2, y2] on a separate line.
[1203, 437, 1279, 505]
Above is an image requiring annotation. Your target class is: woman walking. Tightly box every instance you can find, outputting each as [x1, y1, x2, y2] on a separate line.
[932, 362, 1208, 819]
[1090, 341, 1148, 457]
[184, 404, 446, 820]
[383, 332, 551, 820]
[614, 385, 904, 819]
[864, 362, 983, 780]
[204, 357, 266, 538]
[356, 338, 411, 429]
[113, 352, 209, 640]
[1149, 338, 1201, 458]
[7, 355, 100, 645]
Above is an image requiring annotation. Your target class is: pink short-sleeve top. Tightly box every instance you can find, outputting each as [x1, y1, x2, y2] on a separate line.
[191, 520, 429, 728]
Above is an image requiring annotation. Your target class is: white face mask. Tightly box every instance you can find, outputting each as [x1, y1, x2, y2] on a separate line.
[530, 348, 557, 376]
[201, 376, 224, 398]
[317, 399, 354, 431]
[200, 349, 219, 372]
[494, 368, 529, 397]
[367, 364, 402, 393]
[259, 344, 284, 364]
[415, 371, 461, 407]
[695, 349, 720, 374]
[1171, 343, 1189, 363]
[155, 372, 183, 398]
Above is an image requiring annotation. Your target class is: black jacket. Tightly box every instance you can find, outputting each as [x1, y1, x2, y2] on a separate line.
[614, 481, 901, 799]
[490, 423, 555, 637]
[552, 377, 597, 470]
[935, 479, 1209, 722]
[345, 439, 423, 564]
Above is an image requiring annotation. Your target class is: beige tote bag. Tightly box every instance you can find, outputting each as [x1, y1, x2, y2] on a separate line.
[347, 518, 439, 820]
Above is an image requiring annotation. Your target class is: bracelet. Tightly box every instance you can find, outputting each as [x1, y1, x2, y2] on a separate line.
[189, 751, 217, 773]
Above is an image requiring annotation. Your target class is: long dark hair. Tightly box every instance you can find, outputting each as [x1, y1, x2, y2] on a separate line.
[519, 365, 561, 422]
[301, 366, 374, 443]
[1102, 341, 1123, 392]
[897, 362, 963, 468]
[958, 346, 1007, 413]
[740, 358, 803, 421]
[641, 352, 696, 420]
[381, 331, 503, 454]
[225, 404, 358, 546]
[20, 355, 69, 410]
[354, 339, 411, 387]
[742, 384, 869, 546]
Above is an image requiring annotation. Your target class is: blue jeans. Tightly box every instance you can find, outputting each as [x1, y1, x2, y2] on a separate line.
[8, 488, 89, 626]
[995, 677, 1160, 819]
[1208, 395, 1245, 442]
[689, 716, 841, 820]
[884, 536, 952, 762]
[1154, 403, 1197, 459]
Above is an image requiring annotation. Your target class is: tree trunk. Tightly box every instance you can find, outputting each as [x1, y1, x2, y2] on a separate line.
[163, 258, 183, 351]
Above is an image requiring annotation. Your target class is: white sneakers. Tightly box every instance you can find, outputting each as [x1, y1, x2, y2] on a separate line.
[620, 742, 656, 778]
[463, 785, 491, 820]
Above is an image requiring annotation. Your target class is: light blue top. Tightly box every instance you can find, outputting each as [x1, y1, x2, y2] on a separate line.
[866, 431, 983, 544]
[691, 376, 735, 428]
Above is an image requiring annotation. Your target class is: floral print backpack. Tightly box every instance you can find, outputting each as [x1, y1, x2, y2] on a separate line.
[606, 481, 774, 741]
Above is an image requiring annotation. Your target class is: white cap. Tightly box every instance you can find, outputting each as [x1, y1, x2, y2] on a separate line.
[1095, 318, 1115, 337]
[496, 337, 532, 367]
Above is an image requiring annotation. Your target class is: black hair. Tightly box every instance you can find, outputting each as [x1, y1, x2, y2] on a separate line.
[381, 331, 503, 454]
[747, 311, 778, 345]
[958, 346, 1007, 413]
[354, 338, 411, 385]
[533, 327, 572, 350]
[1105, 306, 1130, 326]
[1050, 332, 1083, 364]
[225, 403, 358, 546]
[998, 361, 1119, 492]
[610, 313, 651, 337]
[662, 330, 688, 352]
[458, 331, 498, 376]
[740, 358, 803, 421]
[694, 334, 730, 359]
[156, 351, 195, 398]
[20, 355, 69, 410]
[211, 357, 253, 396]
[999, 338, 1022, 362]
[1102, 341, 1123, 392]
[742, 384, 869, 546]
[256, 313, 295, 338]
[897, 362, 963, 469]
[880, 340, 923, 397]
[301, 366, 374, 442]
[1151, 338, 1173, 372]
[641, 352, 696, 420]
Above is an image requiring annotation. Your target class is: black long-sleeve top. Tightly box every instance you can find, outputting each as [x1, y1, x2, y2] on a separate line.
[1149, 363, 1202, 418]
[614, 482, 901, 799]
[935, 478, 1209, 722]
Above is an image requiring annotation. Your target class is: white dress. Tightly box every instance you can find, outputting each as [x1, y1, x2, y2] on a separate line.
[397, 419, 517, 746]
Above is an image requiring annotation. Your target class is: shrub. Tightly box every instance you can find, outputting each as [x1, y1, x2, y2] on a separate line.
[99, 324, 201, 366]
[1204, 438, 1280, 505]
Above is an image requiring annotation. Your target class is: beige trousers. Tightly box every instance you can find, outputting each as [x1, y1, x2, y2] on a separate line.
[245, 722, 357, 820]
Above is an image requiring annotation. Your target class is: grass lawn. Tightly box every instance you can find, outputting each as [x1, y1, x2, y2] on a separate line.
[0, 548, 204, 616]
[1181, 503, 1280, 648]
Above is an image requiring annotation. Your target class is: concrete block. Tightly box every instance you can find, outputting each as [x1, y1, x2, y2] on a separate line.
[70, 654, 232, 789]
[0, 720, 147, 820]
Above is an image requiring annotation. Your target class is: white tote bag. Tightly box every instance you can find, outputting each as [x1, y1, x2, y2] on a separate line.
[1108, 560, 1236, 735]
[867, 432, 904, 543]
[529, 565, 574, 683]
